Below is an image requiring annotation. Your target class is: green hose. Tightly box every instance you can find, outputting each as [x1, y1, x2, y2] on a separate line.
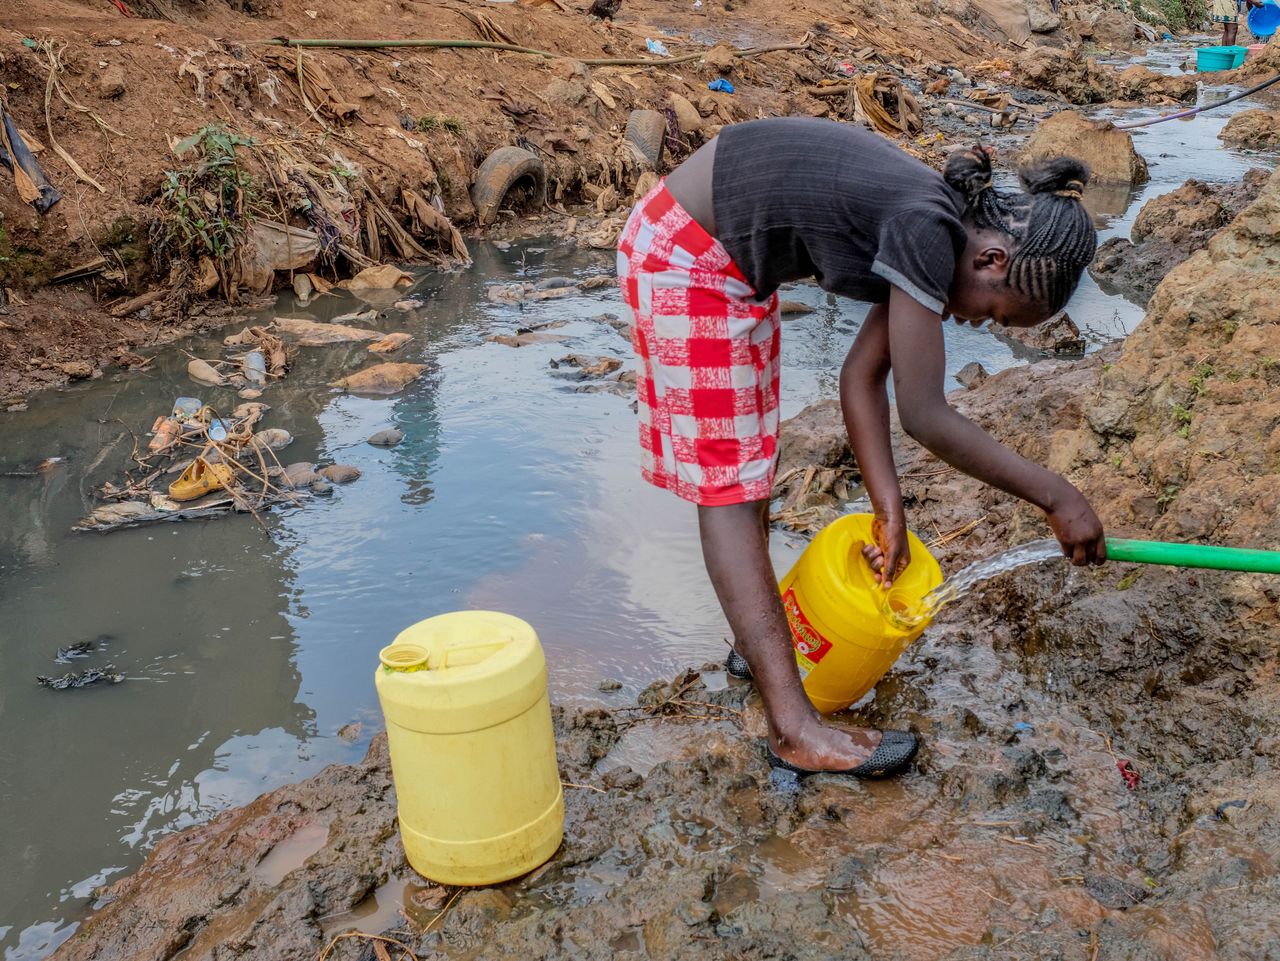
[1107, 539, 1280, 574]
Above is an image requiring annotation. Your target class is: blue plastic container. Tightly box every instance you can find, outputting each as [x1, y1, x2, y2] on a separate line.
[1197, 45, 1248, 71]
[1248, 0, 1280, 37]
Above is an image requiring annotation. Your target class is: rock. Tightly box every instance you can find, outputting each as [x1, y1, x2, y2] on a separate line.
[486, 331, 571, 348]
[251, 428, 293, 451]
[187, 358, 226, 387]
[318, 464, 361, 484]
[1219, 109, 1280, 149]
[1020, 111, 1148, 185]
[345, 264, 413, 290]
[97, 62, 126, 99]
[779, 300, 815, 316]
[668, 92, 703, 133]
[280, 462, 318, 488]
[57, 361, 95, 380]
[703, 41, 736, 74]
[1026, 0, 1060, 33]
[997, 313, 1084, 355]
[367, 428, 404, 447]
[330, 363, 427, 395]
[309, 478, 334, 495]
[535, 277, 577, 291]
[238, 388, 263, 400]
[1012, 48, 1117, 104]
[578, 275, 615, 291]
[368, 332, 414, 353]
[393, 299, 422, 311]
[552, 354, 623, 378]
[1085, 873, 1149, 909]
[598, 677, 624, 692]
[1090, 171, 1269, 304]
[273, 317, 379, 346]
[545, 78, 589, 107]
[1115, 66, 1196, 104]
[775, 399, 854, 478]
[1091, 10, 1136, 51]
[956, 361, 990, 389]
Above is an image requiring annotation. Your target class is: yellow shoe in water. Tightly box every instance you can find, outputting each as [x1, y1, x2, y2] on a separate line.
[168, 458, 235, 502]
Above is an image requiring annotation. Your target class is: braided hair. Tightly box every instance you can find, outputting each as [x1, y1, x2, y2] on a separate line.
[943, 145, 1097, 316]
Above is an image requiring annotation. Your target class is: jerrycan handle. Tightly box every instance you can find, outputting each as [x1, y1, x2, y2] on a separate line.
[847, 538, 877, 586]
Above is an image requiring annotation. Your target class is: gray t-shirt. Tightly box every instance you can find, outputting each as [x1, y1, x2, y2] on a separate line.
[711, 118, 968, 315]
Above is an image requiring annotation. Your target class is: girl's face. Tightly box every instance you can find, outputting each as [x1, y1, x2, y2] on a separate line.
[946, 234, 1052, 329]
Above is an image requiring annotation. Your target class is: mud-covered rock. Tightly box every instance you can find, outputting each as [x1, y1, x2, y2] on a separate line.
[1114, 65, 1197, 103]
[1021, 110, 1148, 184]
[1026, 0, 1060, 33]
[1091, 171, 1269, 304]
[1091, 9, 1137, 50]
[1012, 48, 1117, 103]
[1219, 108, 1280, 148]
[956, 360, 989, 389]
[996, 313, 1084, 355]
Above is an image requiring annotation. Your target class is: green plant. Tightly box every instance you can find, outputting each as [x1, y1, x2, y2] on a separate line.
[1172, 402, 1193, 427]
[1116, 568, 1143, 591]
[1189, 363, 1214, 398]
[417, 114, 466, 134]
[158, 124, 262, 262]
[1156, 483, 1180, 512]
[1112, 454, 1124, 469]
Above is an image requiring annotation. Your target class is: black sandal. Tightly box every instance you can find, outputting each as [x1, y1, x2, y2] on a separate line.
[766, 730, 919, 779]
[725, 648, 752, 680]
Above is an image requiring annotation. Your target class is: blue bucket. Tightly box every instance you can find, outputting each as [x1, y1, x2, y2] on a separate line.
[1197, 45, 1248, 70]
[1248, 0, 1280, 37]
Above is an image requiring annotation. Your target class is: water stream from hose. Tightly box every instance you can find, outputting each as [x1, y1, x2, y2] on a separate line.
[888, 539, 1064, 629]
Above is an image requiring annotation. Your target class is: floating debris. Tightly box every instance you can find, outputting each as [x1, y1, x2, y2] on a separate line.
[55, 640, 98, 662]
[37, 666, 125, 690]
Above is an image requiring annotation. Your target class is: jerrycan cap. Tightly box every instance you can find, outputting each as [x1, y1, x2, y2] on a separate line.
[380, 643, 430, 671]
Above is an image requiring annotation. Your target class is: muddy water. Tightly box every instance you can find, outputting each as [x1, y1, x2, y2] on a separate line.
[1, 53, 1274, 953]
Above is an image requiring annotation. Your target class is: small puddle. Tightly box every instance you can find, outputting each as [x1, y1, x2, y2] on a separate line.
[253, 820, 330, 887]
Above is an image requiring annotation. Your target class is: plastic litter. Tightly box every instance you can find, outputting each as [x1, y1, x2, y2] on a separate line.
[645, 38, 671, 57]
[707, 78, 735, 93]
[37, 666, 125, 690]
[242, 350, 267, 386]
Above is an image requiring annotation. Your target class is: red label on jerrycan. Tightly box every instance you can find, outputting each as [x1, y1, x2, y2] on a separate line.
[782, 586, 833, 679]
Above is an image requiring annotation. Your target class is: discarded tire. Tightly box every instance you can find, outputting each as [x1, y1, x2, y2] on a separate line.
[471, 146, 547, 226]
[624, 109, 667, 169]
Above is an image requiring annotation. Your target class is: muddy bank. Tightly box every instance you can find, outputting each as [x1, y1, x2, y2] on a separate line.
[51, 167, 1280, 961]
[2, 0, 1213, 398]
[1090, 169, 1269, 305]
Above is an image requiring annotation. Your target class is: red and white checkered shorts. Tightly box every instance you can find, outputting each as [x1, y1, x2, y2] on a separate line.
[617, 182, 781, 506]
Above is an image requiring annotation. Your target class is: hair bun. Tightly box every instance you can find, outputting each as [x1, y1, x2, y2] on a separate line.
[943, 143, 995, 203]
[1019, 156, 1091, 200]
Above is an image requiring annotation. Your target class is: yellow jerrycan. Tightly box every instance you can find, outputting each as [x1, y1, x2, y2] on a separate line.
[779, 514, 943, 715]
[375, 611, 564, 886]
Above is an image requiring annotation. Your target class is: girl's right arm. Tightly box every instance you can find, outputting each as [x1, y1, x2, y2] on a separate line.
[884, 287, 1107, 565]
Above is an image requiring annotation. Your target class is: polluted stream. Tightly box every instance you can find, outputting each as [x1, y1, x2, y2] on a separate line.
[2, 58, 1278, 957]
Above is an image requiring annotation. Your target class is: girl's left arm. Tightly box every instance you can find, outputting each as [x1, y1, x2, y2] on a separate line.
[840, 303, 911, 588]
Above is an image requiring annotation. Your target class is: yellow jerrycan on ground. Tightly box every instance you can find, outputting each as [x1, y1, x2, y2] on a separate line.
[375, 611, 564, 886]
[779, 514, 944, 715]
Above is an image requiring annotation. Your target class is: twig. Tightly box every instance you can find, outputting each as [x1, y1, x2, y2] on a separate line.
[669, 698, 743, 717]
[317, 931, 420, 961]
[561, 780, 606, 794]
[999, 835, 1047, 850]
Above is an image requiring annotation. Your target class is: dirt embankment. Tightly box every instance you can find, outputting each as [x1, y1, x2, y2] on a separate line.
[2, 0, 1196, 401]
[51, 169, 1280, 960]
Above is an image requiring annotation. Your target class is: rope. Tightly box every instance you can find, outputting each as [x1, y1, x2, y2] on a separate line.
[1113, 71, 1280, 129]
[258, 36, 808, 68]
